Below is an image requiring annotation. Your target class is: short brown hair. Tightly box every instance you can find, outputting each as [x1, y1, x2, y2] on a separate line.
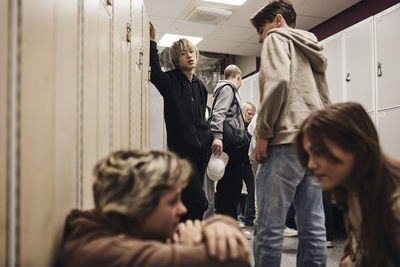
[224, 64, 242, 79]
[250, 0, 296, 32]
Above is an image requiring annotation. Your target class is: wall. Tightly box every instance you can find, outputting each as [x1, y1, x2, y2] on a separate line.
[1, 0, 150, 265]
[310, 0, 400, 40]
[233, 55, 257, 78]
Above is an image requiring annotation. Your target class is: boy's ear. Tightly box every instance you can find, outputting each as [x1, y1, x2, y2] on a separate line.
[275, 14, 283, 25]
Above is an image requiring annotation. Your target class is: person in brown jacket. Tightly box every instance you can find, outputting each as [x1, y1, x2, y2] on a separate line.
[57, 150, 250, 267]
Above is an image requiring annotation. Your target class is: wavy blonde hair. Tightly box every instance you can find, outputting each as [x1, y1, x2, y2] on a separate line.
[93, 150, 191, 227]
[242, 101, 256, 114]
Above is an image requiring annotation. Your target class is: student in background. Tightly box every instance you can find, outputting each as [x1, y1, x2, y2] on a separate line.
[250, 0, 330, 266]
[149, 22, 213, 220]
[57, 150, 251, 267]
[296, 102, 400, 267]
[237, 101, 256, 226]
[209, 65, 246, 219]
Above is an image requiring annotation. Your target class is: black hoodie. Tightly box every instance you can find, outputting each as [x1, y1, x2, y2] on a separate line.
[150, 41, 213, 161]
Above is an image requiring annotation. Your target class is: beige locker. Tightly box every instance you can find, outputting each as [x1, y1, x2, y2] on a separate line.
[112, 0, 131, 151]
[142, 7, 150, 149]
[19, 0, 78, 265]
[0, 0, 8, 265]
[97, 2, 112, 161]
[81, 0, 111, 208]
[131, 0, 144, 149]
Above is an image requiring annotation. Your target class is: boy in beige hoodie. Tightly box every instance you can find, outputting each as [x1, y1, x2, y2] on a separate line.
[250, 1, 330, 266]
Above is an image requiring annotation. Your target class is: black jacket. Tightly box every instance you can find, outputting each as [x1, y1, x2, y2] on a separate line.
[150, 41, 213, 160]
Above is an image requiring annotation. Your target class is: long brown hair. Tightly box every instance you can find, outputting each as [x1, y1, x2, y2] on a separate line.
[295, 102, 400, 267]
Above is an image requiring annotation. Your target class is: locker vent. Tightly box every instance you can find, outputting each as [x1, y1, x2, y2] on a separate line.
[186, 6, 232, 25]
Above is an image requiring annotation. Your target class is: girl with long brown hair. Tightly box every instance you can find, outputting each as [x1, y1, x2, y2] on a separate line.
[296, 102, 400, 267]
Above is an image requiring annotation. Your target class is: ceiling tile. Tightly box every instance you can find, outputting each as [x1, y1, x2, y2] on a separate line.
[296, 0, 361, 19]
[206, 25, 255, 42]
[244, 0, 306, 9]
[168, 20, 218, 37]
[143, 0, 191, 17]
[230, 42, 262, 56]
[221, 7, 259, 27]
[148, 16, 176, 33]
[197, 39, 241, 53]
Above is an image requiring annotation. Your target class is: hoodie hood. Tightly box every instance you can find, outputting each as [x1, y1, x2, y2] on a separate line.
[213, 80, 237, 95]
[267, 28, 327, 73]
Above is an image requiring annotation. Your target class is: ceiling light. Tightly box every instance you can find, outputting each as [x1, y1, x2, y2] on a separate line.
[158, 34, 203, 47]
[202, 0, 247, 6]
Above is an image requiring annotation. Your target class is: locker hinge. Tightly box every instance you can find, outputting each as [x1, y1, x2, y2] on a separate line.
[126, 23, 132, 43]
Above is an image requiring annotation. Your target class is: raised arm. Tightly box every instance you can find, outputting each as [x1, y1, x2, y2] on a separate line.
[149, 22, 169, 96]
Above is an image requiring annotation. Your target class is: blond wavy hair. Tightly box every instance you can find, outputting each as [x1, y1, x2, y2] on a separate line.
[242, 101, 256, 114]
[169, 38, 199, 69]
[93, 150, 191, 226]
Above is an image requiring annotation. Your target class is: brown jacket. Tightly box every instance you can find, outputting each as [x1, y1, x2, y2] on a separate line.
[57, 209, 250, 267]
[257, 28, 330, 145]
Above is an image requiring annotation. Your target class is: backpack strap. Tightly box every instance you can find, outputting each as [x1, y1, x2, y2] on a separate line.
[209, 83, 245, 123]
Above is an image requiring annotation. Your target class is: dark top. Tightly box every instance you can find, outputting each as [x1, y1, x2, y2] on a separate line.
[150, 41, 212, 160]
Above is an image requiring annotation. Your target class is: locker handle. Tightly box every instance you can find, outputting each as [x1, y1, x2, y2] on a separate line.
[107, 0, 113, 6]
[126, 23, 132, 43]
[346, 73, 351, 82]
[377, 62, 382, 77]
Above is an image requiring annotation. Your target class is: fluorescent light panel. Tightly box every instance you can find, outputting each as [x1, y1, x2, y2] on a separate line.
[202, 0, 247, 6]
[158, 34, 203, 47]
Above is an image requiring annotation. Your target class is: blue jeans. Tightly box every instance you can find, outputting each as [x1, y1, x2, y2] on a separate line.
[253, 144, 326, 267]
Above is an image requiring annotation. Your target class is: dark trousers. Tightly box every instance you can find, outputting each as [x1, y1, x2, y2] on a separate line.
[323, 194, 334, 241]
[237, 163, 256, 224]
[180, 149, 210, 221]
[216, 160, 244, 219]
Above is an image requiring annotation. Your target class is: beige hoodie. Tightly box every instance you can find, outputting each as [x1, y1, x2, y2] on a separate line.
[256, 27, 330, 145]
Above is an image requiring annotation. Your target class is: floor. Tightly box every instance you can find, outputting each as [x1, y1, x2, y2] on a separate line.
[243, 225, 344, 266]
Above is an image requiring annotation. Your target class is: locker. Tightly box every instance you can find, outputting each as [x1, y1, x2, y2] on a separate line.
[19, 0, 79, 265]
[142, 7, 150, 149]
[376, 5, 400, 110]
[0, 0, 8, 264]
[378, 107, 400, 160]
[131, 0, 144, 149]
[97, 2, 112, 160]
[322, 34, 345, 104]
[345, 19, 374, 112]
[113, 0, 131, 151]
[82, 0, 101, 209]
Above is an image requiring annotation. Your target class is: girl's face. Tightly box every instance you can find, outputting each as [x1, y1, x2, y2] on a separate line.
[244, 108, 256, 123]
[302, 134, 355, 190]
[141, 186, 187, 240]
[178, 47, 197, 72]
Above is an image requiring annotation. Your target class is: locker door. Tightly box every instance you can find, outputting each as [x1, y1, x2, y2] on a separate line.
[113, 0, 131, 151]
[97, 2, 112, 160]
[345, 19, 374, 112]
[378, 107, 400, 160]
[376, 4, 400, 110]
[142, 6, 150, 148]
[0, 0, 8, 264]
[130, 0, 143, 149]
[322, 34, 345, 104]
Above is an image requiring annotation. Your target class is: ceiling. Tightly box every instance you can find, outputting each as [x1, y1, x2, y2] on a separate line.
[144, 0, 361, 56]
